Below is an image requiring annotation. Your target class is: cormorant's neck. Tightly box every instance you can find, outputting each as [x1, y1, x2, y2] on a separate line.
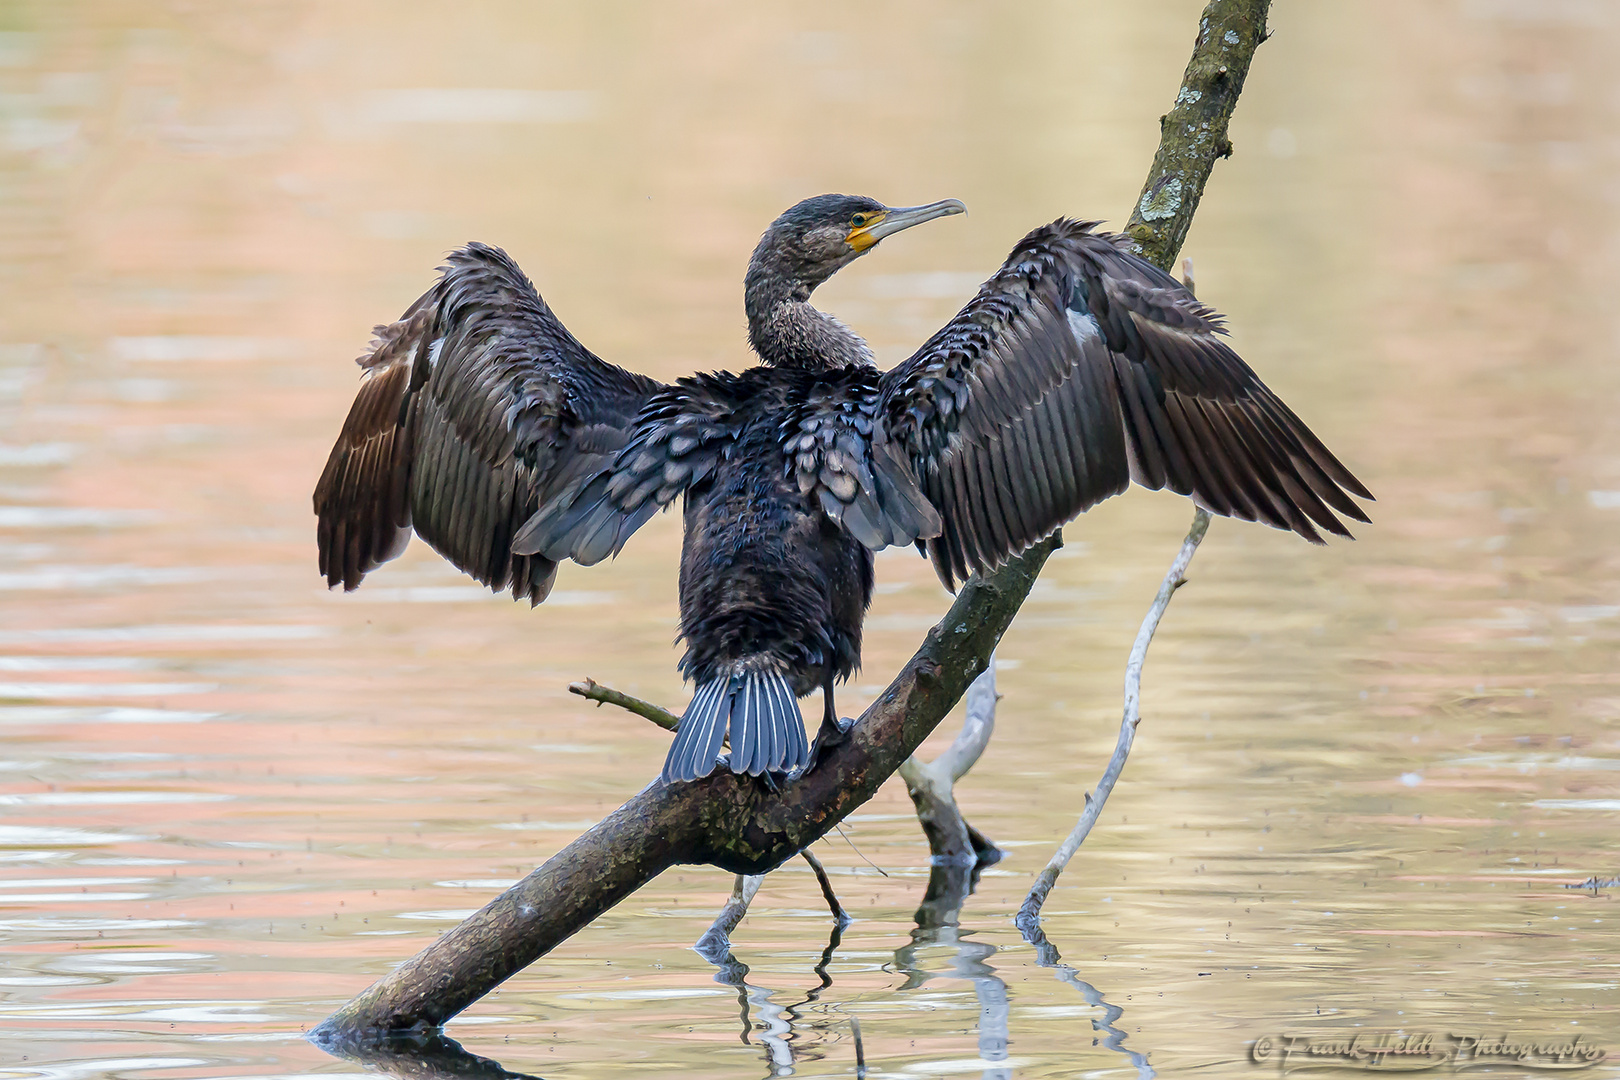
[744, 251, 871, 371]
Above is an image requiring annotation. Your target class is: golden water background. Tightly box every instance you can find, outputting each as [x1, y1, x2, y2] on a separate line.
[2, 2, 1618, 1076]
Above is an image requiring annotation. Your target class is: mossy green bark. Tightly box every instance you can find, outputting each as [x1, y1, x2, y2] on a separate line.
[1124, 0, 1271, 269]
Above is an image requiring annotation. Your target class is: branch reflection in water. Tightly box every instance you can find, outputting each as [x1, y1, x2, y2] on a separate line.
[899, 860, 1156, 1080]
[702, 920, 851, 1077]
[307, 1027, 545, 1080]
[316, 865, 1155, 1079]
[1023, 920, 1156, 1079]
[895, 860, 1011, 1080]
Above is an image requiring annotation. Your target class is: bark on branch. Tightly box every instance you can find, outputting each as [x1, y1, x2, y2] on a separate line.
[312, 542, 1051, 1041]
[1124, 0, 1271, 267]
[312, 0, 1269, 1045]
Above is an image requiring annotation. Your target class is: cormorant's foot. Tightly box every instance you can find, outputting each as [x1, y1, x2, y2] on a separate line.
[810, 715, 856, 766]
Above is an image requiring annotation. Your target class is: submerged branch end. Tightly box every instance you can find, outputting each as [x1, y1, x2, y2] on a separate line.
[899, 659, 1002, 864]
[694, 873, 765, 961]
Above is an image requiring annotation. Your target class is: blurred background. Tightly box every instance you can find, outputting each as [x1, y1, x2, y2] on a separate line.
[2, 1, 1619, 1076]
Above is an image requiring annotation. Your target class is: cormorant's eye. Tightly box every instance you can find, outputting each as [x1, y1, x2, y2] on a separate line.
[851, 213, 869, 228]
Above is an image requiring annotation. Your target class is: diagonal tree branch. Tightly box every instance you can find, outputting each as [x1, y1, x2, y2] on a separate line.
[310, 0, 1269, 1045]
[313, 547, 1048, 1041]
[1124, 0, 1271, 267]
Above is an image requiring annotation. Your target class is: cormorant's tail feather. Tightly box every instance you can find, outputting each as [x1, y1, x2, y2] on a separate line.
[664, 676, 730, 783]
[662, 668, 808, 783]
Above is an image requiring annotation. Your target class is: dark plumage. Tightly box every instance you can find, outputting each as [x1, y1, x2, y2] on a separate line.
[314, 193, 1372, 783]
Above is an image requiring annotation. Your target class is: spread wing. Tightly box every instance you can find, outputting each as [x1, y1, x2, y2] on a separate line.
[313, 243, 664, 603]
[872, 218, 1372, 590]
[511, 374, 744, 565]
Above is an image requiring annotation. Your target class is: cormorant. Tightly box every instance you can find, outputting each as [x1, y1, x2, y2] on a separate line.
[314, 194, 1371, 783]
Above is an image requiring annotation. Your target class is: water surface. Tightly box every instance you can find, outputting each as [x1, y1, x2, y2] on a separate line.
[3, 2, 1618, 1076]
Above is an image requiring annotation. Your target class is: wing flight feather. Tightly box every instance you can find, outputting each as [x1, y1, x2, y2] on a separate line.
[865, 219, 1371, 590]
[313, 243, 663, 603]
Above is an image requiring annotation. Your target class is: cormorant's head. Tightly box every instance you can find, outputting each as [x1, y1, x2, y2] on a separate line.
[749, 194, 966, 297]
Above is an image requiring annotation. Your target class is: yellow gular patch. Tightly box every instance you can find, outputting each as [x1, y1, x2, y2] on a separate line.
[846, 211, 887, 252]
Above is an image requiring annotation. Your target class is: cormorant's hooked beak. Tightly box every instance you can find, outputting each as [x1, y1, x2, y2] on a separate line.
[848, 199, 966, 253]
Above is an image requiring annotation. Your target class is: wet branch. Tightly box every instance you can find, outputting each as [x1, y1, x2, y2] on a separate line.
[311, 0, 1268, 1046]
[898, 659, 1003, 864]
[312, 545, 1049, 1042]
[694, 873, 764, 960]
[1017, 508, 1210, 930]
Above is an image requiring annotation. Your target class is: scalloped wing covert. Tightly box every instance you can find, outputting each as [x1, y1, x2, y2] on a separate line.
[780, 368, 941, 552]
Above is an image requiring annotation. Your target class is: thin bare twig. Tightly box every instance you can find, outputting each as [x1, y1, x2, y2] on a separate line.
[1017, 508, 1210, 930]
[568, 678, 681, 731]
[801, 849, 851, 928]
